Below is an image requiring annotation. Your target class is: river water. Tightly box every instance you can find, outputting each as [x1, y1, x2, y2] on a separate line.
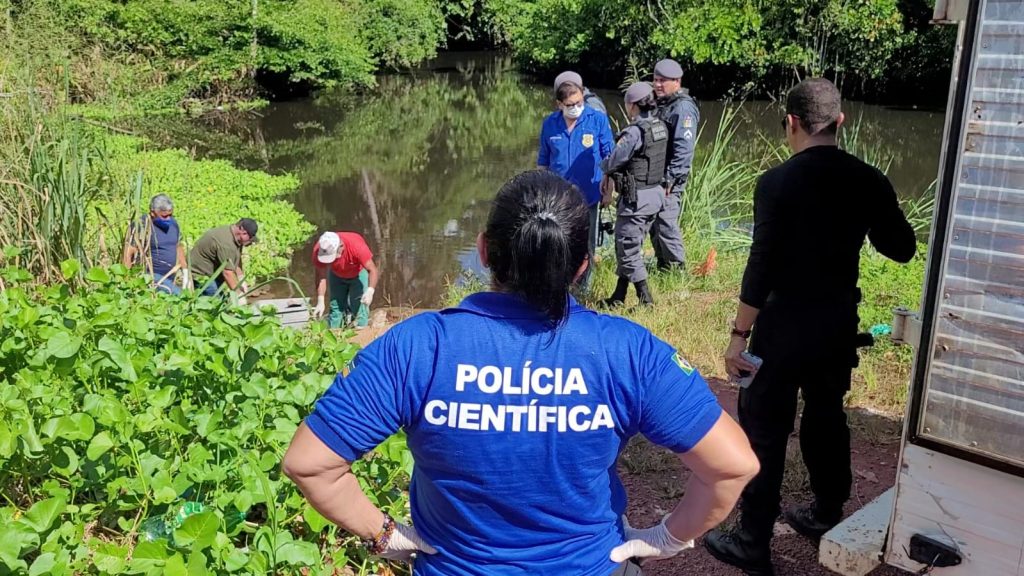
[176, 52, 947, 307]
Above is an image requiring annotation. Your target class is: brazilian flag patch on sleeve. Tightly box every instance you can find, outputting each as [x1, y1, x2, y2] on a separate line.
[672, 353, 694, 375]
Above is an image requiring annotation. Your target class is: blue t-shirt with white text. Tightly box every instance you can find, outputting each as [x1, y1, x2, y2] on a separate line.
[306, 292, 722, 575]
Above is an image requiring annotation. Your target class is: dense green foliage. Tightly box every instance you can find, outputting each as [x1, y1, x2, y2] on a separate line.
[3, 0, 957, 106]
[0, 262, 412, 575]
[483, 0, 955, 100]
[0, 88, 313, 283]
[1, 0, 449, 109]
[106, 135, 314, 279]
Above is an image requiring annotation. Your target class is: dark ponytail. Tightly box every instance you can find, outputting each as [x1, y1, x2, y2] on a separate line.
[485, 170, 590, 326]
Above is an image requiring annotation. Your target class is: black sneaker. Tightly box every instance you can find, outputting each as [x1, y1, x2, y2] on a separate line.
[704, 529, 774, 576]
[783, 504, 840, 541]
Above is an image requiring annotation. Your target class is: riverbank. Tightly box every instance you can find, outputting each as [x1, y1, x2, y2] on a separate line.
[0, 61, 313, 283]
[0, 112, 312, 283]
[586, 245, 925, 415]
[105, 134, 314, 279]
[444, 242, 926, 417]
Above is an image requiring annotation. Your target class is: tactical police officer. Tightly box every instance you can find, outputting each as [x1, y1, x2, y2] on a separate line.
[704, 79, 916, 576]
[651, 58, 698, 271]
[600, 82, 670, 306]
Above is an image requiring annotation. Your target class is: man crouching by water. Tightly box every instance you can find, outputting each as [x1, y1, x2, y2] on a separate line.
[284, 170, 759, 575]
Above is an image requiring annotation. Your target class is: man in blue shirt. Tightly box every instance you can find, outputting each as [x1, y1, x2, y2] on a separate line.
[122, 194, 186, 295]
[537, 76, 615, 289]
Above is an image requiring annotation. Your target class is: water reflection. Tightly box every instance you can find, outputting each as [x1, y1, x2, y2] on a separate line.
[149, 53, 945, 307]
[262, 55, 547, 306]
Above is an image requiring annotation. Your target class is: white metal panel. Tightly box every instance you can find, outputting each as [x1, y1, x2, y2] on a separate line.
[885, 445, 1024, 575]
[918, 0, 1024, 466]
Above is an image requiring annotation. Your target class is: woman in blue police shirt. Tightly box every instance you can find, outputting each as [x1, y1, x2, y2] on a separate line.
[538, 79, 615, 288]
[284, 170, 759, 575]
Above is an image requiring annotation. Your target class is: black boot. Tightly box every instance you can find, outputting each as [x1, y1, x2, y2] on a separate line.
[600, 277, 629, 308]
[704, 527, 774, 576]
[783, 503, 841, 541]
[634, 280, 654, 306]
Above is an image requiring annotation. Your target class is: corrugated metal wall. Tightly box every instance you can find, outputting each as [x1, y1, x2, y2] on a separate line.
[919, 0, 1024, 467]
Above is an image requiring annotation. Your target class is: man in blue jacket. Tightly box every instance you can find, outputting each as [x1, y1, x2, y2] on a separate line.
[537, 75, 615, 289]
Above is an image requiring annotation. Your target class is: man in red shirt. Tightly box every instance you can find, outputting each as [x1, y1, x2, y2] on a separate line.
[311, 231, 381, 329]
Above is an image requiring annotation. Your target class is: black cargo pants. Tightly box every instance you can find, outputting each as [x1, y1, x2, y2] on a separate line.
[735, 302, 857, 541]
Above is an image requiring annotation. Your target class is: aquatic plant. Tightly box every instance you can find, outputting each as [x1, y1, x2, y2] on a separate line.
[0, 263, 412, 575]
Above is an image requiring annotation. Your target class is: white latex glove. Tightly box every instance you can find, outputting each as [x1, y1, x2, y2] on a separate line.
[610, 516, 694, 563]
[377, 521, 437, 562]
[360, 287, 375, 306]
[312, 296, 325, 318]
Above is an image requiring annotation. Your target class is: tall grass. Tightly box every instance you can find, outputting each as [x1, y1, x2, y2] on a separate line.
[682, 105, 760, 255]
[443, 107, 933, 415]
[0, 64, 121, 283]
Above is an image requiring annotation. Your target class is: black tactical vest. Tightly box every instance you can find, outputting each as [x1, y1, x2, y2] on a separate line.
[623, 116, 669, 187]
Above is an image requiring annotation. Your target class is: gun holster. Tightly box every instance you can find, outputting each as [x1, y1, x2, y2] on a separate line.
[612, 172, 637, 205]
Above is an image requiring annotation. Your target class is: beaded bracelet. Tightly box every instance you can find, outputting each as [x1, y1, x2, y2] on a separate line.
[362, 513, 396, 555]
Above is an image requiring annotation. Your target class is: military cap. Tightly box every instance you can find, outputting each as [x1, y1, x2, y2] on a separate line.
[624, 82, 654, 104]
[553, 71, 584, 93]
[653, 59, 683, 79]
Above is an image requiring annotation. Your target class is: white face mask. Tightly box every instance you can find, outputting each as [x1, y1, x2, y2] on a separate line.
[562, 103, 584, 119]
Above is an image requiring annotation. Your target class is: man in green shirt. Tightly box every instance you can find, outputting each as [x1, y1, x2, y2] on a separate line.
[190, 218, 257, 296]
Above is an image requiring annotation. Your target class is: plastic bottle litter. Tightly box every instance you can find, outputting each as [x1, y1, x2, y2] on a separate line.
[140, 516, 171, 542]
[140, 501, 207, 543]
[173, 501, 205, 526]
[870, 323, 893, 337]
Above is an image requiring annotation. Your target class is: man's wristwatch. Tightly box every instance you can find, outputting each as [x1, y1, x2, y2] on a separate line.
[361, 513, 396, 555]
[730, 321, 752, 340]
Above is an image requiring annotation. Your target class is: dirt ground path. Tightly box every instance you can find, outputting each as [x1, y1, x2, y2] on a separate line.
[354, 309, 911, 576]
[620, 380, 911, 576]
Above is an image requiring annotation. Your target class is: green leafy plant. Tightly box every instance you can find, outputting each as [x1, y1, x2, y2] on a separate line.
[103, 134, 315, 279]
[0, 263, 412, 575]
[484, 0, 950, 100]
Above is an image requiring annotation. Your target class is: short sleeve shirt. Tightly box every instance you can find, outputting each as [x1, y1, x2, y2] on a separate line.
[312, 232, 372, 279]
[305, 292, 722, 575]
[126, 216, 180, 278]
[188, 225, 241, 278]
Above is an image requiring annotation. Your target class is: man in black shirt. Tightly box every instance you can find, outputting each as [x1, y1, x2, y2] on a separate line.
[704, 78, 916, 576]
